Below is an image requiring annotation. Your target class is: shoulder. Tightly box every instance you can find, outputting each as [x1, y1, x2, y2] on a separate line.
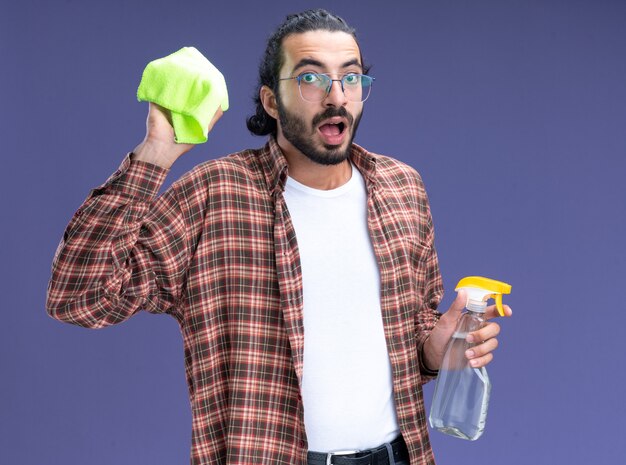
[169, 147, 267, 199]
[354, 145, 436, 242]
[354, 144, 426, 194]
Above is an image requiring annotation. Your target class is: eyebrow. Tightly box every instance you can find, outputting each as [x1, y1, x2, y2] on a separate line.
[291, 58, 363, 75]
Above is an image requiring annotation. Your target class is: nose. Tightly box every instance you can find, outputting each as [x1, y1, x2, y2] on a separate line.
[324, 79, 348, 107]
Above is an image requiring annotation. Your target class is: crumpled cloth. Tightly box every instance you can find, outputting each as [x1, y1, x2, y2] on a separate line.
[137, 46, 229, 144]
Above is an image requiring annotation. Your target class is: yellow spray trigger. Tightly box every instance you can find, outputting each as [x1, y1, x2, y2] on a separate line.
[455, 276, 512, 316]
[495, 294, 504, 317]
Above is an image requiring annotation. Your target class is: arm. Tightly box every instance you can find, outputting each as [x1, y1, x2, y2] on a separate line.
[409, 170, 512, 374]
[46, 104, 222, 327]
[413, 193, 444, 381]
[47, 157, 178, 327]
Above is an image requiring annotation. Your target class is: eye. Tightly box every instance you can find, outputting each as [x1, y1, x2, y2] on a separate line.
[300, 73, 322, 84]
[343, 74, 361, 86]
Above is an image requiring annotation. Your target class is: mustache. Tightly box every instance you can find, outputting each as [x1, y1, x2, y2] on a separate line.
[312, 107, 354, 127]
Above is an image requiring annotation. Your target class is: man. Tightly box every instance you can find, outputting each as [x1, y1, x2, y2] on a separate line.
[47, 9, 510, 465]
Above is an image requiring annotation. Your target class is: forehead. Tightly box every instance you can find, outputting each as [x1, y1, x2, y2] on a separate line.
[280, 30, 362, 73]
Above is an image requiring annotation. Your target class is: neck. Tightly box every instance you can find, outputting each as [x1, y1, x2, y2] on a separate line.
[276, 135, 352, 190]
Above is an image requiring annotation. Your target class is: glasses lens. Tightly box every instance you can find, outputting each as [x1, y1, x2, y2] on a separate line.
[298, 73, 330, 102]
[343, 74, 373, 102]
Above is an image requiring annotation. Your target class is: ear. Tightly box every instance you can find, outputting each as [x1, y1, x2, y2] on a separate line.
[260, 85, 279, 120]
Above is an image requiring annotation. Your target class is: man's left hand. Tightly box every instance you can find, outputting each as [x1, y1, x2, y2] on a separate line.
[422, 290, 513, 371]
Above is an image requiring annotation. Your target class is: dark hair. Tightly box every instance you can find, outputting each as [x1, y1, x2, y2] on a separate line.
[246, 9, 368, 136]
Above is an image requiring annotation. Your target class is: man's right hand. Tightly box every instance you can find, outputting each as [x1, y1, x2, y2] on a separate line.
[132, 102, 223, 169]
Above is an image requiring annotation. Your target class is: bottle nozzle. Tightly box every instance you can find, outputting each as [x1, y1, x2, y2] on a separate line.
[455, 276, 512, 316]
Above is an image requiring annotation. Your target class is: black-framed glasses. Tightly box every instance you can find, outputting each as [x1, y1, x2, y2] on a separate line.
[278, 72, 375, 103]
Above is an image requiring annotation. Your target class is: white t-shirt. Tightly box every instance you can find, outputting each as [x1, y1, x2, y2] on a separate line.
[284, 165, 400, 452]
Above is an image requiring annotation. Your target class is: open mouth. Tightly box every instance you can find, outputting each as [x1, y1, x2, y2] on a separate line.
[319, 121, 346, 136]
[317, 114, 349, 144]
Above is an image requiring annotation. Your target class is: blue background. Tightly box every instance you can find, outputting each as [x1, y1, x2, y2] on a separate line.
[3, 1, 625, 464]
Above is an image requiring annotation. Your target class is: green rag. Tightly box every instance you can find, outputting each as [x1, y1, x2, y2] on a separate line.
[137, 47, 229, 144]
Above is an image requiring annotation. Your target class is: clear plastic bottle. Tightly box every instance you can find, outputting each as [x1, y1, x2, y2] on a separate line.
[429, 276, 511, 441]
[429, 299, 491, 440]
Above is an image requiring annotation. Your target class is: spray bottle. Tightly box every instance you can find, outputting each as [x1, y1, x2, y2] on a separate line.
[429, 276, 511, 440]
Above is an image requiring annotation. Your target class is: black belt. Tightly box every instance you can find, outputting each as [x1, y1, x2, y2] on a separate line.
[307, 435, 409, 465]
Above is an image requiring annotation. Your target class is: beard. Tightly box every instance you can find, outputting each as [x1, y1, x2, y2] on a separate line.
[276, 95, 362, 166]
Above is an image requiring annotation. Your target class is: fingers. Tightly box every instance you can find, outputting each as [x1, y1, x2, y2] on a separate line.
[147, 102, 223, 136]
[466, 321, 501, 368]
[207, 108, 224, 133]
[461, 302, 512, 369]
[148, 102, 173, 126]
[468, 321, 501, 344]
[466, 351, 494, 368]
[465, 335, 499, 368]
[484, 304, 513, 320]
